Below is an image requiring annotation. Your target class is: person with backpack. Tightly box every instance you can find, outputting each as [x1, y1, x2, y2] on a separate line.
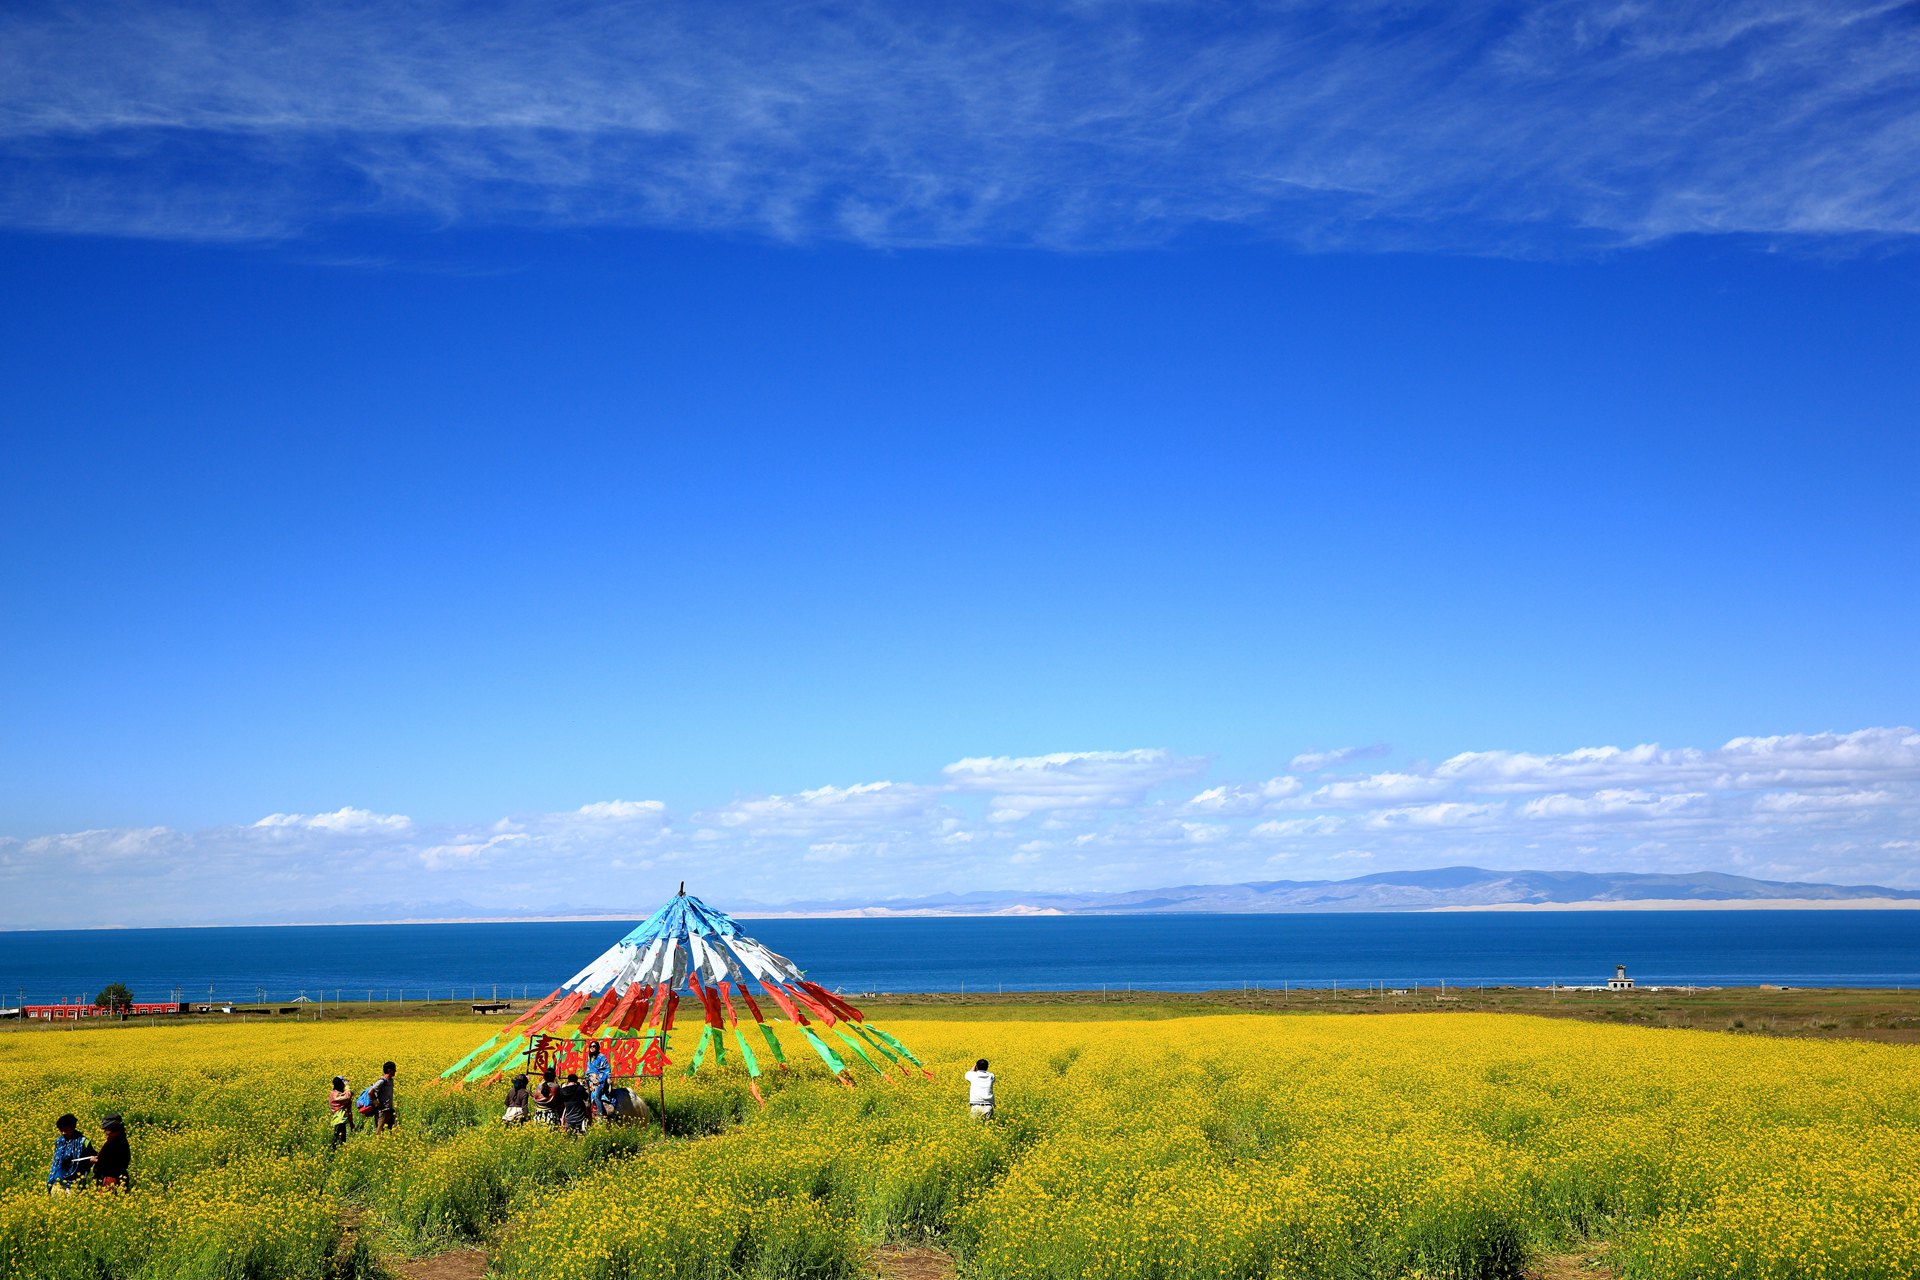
[359, 1062, 397, 1132]
[329, 1076, 355, 1147]
[93, 1115, 130, 1189]
[46, 1114, 94, 1191]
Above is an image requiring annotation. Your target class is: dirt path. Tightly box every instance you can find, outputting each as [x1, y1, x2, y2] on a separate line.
[873, 1244, 957, 1279]
[1529, 1248, 1616, 1279]
[375, 1233, 1606, 1279]
[868, 1243, 1610, 1279]
[391, 1247, 489, 1280]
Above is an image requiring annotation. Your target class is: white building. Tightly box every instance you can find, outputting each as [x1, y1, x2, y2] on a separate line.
[1607, 964, 1634, 991]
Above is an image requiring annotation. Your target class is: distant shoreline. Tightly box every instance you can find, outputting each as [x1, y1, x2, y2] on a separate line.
[6, 898, 1920, 932]
[1423, 897, 1920, 913]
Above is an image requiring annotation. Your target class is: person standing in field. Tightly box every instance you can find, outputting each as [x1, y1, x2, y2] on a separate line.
[556, 1071, 591, 1134]
[92, 1115, 130, 1189]
[533, 1066, 560, 1125]
[328, 1076, 354, 1146]
[502, 1074, 530, 1125]
[46, 1114, 94, 1191]
[370, 1061, 397, 1132]
[585, 1040, 612, 1117]
[963, 1059, 995, 1120]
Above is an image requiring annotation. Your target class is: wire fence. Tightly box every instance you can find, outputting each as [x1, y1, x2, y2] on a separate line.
[4, 975, 1727, 1018]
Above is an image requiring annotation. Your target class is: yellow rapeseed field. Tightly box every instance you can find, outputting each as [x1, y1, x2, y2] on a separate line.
[1, 1011, 1914, 1278]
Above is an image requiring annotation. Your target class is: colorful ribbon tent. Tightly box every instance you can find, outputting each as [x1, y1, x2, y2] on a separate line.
[440, 886, 928, 1103]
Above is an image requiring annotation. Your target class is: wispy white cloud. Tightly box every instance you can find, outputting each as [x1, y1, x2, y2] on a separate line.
[1519, 789, 1710, 821]
[944, 749, 1207, 821]
[706, 781, 938, 836]
[1363, 801, 1503, 830]
[1, 1, 1915, 250]
[1289, 744, 1393, 772]
[2, 727, 1917, 925]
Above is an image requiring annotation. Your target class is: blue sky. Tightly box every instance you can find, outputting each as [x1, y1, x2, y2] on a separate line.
[1, 2, 1917, 925]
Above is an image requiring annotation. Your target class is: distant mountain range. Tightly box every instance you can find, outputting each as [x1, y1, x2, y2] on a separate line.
[229, 866, 1920, 925]
[742, 867, 1920, 916]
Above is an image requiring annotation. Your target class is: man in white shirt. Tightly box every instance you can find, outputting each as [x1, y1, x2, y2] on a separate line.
[963, 1058, 995, 1119]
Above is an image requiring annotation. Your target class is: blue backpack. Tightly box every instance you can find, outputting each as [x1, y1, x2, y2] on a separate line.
[355, 1085, 379, 1117]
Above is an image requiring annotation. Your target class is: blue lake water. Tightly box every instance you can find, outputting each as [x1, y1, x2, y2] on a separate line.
[1, 911, 1916, 1005]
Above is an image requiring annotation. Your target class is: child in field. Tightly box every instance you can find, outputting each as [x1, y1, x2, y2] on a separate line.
[963, 1059, 995, 1120]
[46, 1114, 94, 1191]
[329, 1076, 354, 1146]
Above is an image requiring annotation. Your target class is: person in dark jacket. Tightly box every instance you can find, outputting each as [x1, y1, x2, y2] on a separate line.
[93, 1115, 130, 1189]
[503, 1074, 530, 1125]
[46, 1114, 93, 1191]
[555, 1072, 591, 1134]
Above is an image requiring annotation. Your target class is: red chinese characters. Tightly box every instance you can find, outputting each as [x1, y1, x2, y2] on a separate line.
[529, 1033, 668, 1078]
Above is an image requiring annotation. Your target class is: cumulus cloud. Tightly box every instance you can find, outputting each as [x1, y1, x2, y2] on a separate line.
[1188, 776, 1304, 814]
[3, 727, 1918, 925]
[253, 806, 412, 833]
[1, 2, 1916, 251]
[1437, 728, 1920, 794]
[570, 800, 667, 821]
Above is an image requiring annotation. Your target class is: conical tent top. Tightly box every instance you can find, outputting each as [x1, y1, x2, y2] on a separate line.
[438, 887, 930, 1091]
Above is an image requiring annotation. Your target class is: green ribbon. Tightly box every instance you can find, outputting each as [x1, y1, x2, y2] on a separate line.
[686, 1025, 716, 1076]
[798, 1024, 847, 1074]
[440, 1034, 500, 1079]
[830, 1023, 885, 1074]
[731, 1027, 761, 1077]
[849, 1023, 903, 1068]
[861, 1023, 925, 1067]
[464, 1033, 526, 1083]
